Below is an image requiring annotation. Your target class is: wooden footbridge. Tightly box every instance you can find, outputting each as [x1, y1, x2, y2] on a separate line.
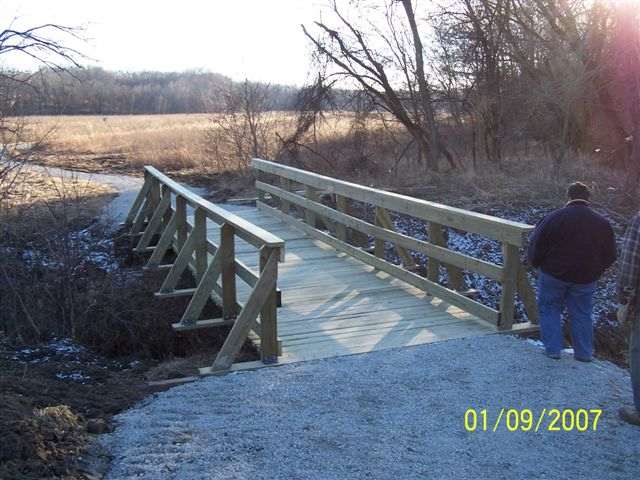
[124, 159, 538, 375]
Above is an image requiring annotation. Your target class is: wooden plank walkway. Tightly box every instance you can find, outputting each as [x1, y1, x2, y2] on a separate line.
[205, 204, 495, 365]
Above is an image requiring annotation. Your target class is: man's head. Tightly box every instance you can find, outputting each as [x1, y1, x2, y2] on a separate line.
[567, 182, 591, 201]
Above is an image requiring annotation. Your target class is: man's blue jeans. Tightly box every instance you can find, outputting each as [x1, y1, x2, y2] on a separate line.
[537, 270, 597, 359]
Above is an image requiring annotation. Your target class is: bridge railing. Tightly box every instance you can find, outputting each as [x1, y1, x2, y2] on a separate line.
[124, 166, 285, 373]
[252, 158, 537, 331]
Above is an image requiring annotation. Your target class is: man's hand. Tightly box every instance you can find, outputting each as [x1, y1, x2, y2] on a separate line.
[617, 303, 631, 325]
[618, 286, 635, 306]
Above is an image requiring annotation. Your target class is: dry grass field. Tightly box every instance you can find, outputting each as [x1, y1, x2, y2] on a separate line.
[22, 113, 385, 180]
[18, 113, 633, 213]
[1, 168, 116, 222]
[25, 114, 213, 173]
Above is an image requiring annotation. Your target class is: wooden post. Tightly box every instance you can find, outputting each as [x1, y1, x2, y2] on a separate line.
[179, 249, 223, 326]
[124, 173, 152, 227]
[428, 222, 445, 282]
[256, 170, 267, 204]
[147, 213, 178, 267]
[426, 222, 463, 288]
[517, 265, 539, 324]
[448, 267, 465, 291]
[499, 243, 520, 330]
[130, 177, 159, 237]
[334, 194, 348, 242]
[220, 223, 238, 319]
[259, 246, 279, 364]
[206, 248, 279, 373]
[136, 177, 160, 238]
[279, 177, 291, 215]
[336, 195, 368, 247]
[175, 195, 188, 251]
[374, 206, 385, 258]
[158, 230, 197, 293]
[375, 207, 418, 269]
[194, 208, 207, 281]
[161, 185, 172, 228]
[135, 193, 171, 252]
[149, 177, 161, 211]
[305, 186, 319, 227]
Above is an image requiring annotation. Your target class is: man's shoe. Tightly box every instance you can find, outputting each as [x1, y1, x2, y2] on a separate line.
[545, 352, 561, 360]
[619, 406, 640, 426]
[575, 356, 592, 363]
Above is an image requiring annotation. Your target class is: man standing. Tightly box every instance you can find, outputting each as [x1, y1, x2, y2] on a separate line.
[618, 213, 640, 426]
[528, 182, 617, 361]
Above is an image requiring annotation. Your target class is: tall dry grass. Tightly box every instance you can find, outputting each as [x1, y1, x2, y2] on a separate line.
[25, 114, 213, 171]
[22, 113, 389, 176]
[20, 112, 631, 214]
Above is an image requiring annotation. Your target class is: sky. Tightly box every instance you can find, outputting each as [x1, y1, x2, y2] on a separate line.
[1, 0, 326, 86]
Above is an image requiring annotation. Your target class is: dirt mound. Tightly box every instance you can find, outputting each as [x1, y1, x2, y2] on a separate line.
[1, 401, 86, 479]
[0, 340, 150, 480]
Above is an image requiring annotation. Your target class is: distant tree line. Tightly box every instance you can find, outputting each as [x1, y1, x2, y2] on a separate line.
[5, 68, 303, 115]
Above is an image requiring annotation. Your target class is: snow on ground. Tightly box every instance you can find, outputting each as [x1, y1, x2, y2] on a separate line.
[11, 337, 86, 364]
[13, 226, 120, 273]
[19, 163, 144, 226]
[18, 163, 207, 227]
[350, 201, 626, 328]
[1, 164, 208, 311]
[103, 335, 640, 480]
[9, 337, 138, 383]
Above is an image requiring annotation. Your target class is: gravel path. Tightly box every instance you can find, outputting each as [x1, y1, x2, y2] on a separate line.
[102, 335, 640, 480]
[19, 163, 207, 226]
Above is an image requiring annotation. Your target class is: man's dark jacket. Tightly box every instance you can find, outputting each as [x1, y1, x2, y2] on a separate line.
[527, 200, 617, 284]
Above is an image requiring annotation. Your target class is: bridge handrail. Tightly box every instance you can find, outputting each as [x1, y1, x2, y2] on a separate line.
[123, 166, 284, 373]
[142, 166, 285, 251]
[252, 158, 538, 331]
[252, 159, 532, 247]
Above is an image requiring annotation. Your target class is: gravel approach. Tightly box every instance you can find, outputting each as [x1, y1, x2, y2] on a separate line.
[103, 335, 640, 480]
[18, 163, 207, 226]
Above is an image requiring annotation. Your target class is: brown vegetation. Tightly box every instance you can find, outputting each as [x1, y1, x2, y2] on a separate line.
[24, 114, 213, 173]
[0, 346, 149, 480]
[1, 168, 115, 218]
[0, 169, 258, 479]
[19, 111, 635, 212]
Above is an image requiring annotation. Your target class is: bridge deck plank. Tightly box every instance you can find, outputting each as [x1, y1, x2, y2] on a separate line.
[197, 203, 495, 365]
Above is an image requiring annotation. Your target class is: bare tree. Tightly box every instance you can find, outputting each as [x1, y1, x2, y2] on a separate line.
[435, 0, 513, 165]
[206, 79, 288, 171]
[433, 0, 640, 179]
[592, 0, 640, 191]
[275, 74, 337, 169]
[0, 23, 82, 75]
[0, 21, 83, 337]
[303, 0, 456, 172]
[0, 21, 83, 202]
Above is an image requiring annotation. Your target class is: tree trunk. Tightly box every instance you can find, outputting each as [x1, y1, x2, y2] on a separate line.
[625, 126, 640, 195]
[401, 0, 445, 172]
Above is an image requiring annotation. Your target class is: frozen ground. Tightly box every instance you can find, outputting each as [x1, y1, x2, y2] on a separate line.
[354, 202, 624, 327]
[18, 163, 207, 226]
[103, 335, 639, 480]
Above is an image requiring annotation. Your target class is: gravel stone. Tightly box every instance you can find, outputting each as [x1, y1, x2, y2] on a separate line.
[102, 335, 640, 480]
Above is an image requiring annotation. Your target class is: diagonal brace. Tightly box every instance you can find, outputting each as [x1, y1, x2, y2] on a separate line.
[158, 229, 197, 293]
[124, 176, 152, 227]
[208, 249, 278, 372]
[177, 248, 223, 327]
[147, 212, 178, 267]
[135, 193, 172, 252]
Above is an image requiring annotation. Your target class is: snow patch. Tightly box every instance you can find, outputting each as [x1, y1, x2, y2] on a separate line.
[11, 337, 85, 364]
[55, 371, 91, 383]
[353, 201, 623, 327]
